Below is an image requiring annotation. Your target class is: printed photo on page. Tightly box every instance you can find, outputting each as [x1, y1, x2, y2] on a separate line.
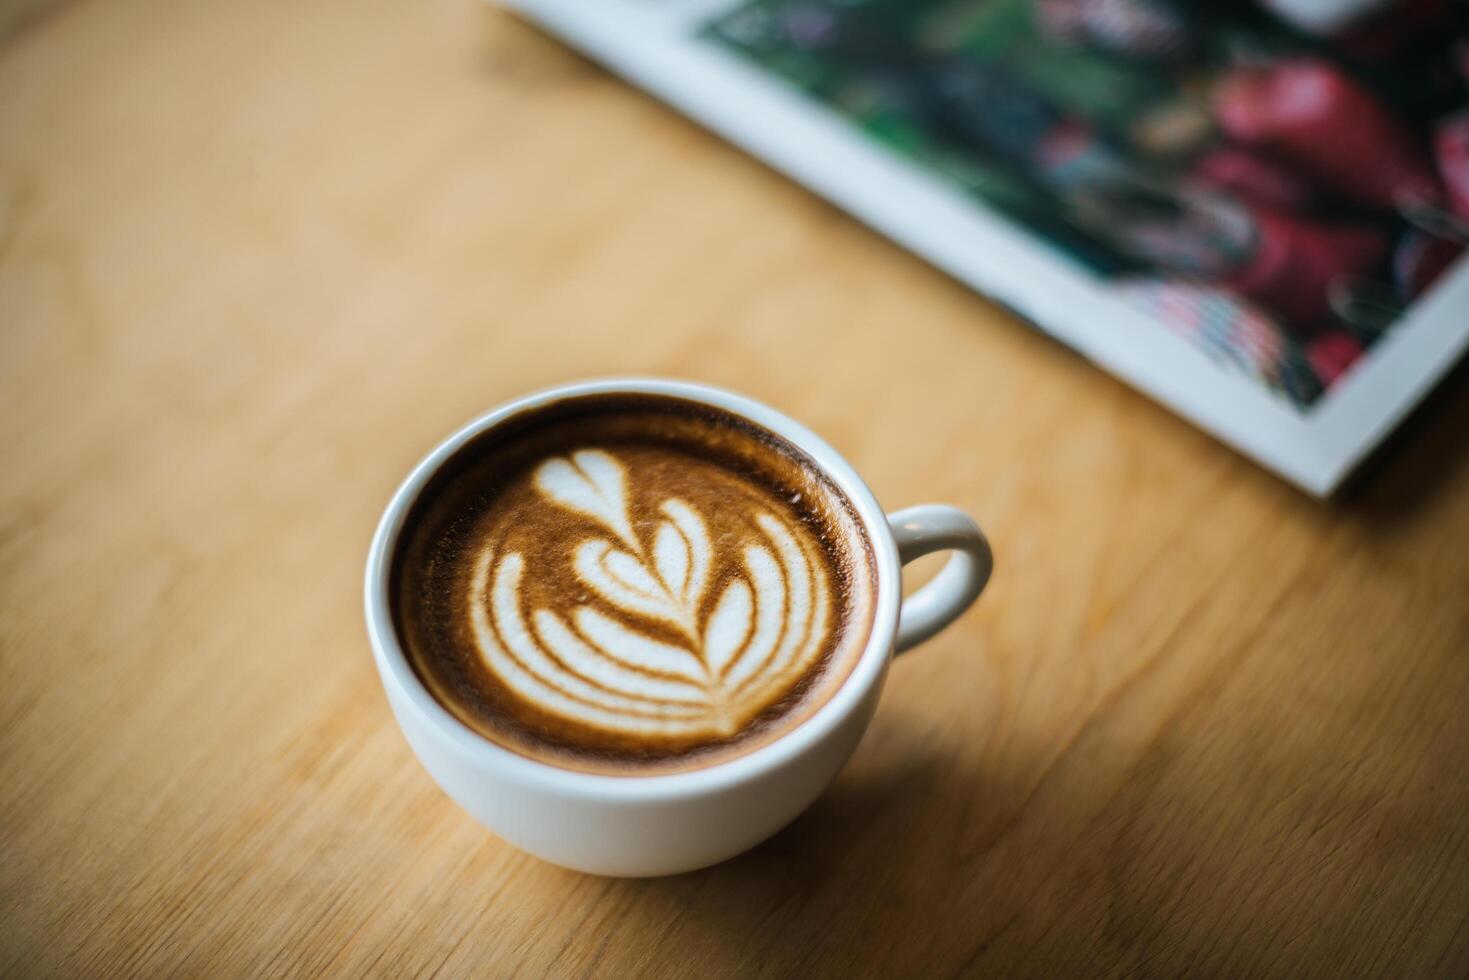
[502, 0, 1469, 494]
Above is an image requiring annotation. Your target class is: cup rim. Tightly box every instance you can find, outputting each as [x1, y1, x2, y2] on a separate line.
[364, 377, 901, 801]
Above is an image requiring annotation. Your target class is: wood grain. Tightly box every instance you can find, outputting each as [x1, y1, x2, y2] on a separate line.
[2, 1, 1467, 976]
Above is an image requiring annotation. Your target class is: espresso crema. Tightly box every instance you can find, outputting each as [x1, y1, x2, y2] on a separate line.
[392, 395, 876, 775]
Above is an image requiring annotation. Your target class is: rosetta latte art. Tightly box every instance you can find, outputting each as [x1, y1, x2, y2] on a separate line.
[468, 449, 832, 738]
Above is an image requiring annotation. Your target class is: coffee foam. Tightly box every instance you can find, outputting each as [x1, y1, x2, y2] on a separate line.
[392, 395, 875, 775]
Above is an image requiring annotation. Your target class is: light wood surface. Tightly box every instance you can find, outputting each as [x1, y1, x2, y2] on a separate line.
[4, 1, 1468, 976]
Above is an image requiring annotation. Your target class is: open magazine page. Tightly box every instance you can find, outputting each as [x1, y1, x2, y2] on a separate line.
[504, 0, 1469, 495]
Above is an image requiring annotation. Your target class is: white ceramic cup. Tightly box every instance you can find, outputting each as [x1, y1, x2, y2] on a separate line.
[365, 378, 992, 876]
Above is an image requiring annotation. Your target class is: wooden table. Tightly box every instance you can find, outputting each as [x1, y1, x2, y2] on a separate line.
[4, 1, 1468, 975]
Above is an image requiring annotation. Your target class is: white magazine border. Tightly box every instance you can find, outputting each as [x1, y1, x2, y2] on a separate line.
[505, 0, 1469, 495]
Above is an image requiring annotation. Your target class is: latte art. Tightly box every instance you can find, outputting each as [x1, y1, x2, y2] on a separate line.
[470, 450, 832, 739]
[392, 395, 875, 775]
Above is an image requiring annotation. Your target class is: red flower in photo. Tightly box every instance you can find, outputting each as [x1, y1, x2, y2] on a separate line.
[1212, 59, 1441, 212]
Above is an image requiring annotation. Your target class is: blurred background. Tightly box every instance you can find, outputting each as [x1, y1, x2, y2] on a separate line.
[706, 0, 1469, 406]
[3, 0, 1469, 976]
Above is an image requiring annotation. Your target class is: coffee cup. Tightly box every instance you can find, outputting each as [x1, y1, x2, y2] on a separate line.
[365, 378, 991, 876]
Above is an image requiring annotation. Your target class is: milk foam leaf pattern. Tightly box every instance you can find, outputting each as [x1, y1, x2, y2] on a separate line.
[573, 540, 693, 637]
[656, 499, 710, 611]
[534, 449, 637, 551]
[536, 610, 706, 705]
[470, 450, 833, 738]
[568, 607, 705, 685]
[702, 579, 752, 678]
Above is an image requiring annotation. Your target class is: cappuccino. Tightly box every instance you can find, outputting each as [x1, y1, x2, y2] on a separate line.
[392, 394, 875, 775]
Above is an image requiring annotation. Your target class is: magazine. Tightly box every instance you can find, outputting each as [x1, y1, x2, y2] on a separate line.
[502, 0, 1469, 495]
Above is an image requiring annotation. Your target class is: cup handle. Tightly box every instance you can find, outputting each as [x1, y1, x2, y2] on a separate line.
[887, 505, 993, 655]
